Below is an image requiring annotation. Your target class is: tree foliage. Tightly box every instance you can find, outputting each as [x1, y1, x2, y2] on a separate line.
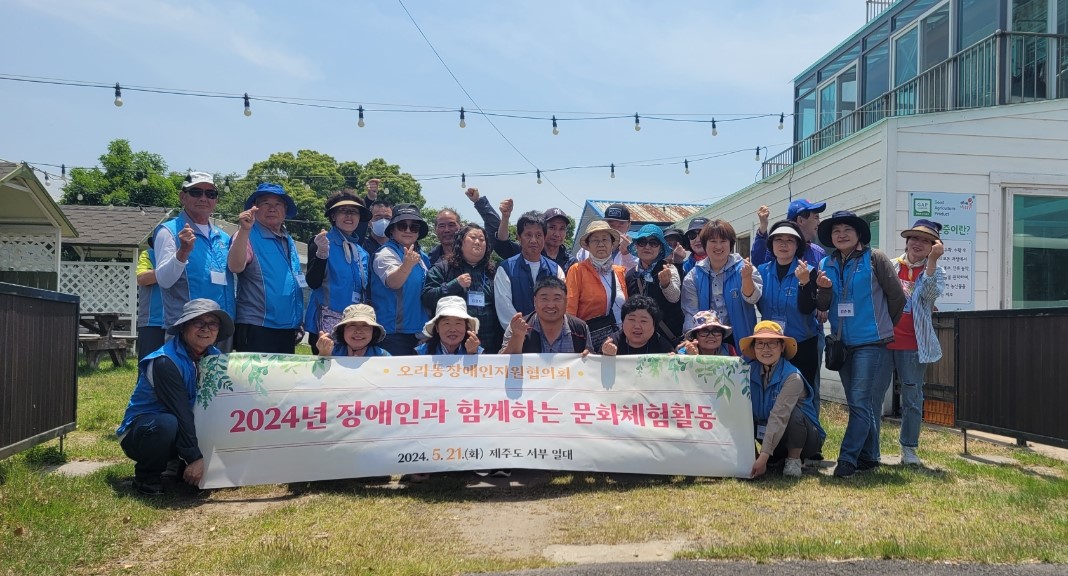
[61, 139, 180, 207]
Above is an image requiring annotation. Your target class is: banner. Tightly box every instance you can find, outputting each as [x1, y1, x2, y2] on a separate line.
[195, 353, 755, 488]
[909, 192, 977, 310]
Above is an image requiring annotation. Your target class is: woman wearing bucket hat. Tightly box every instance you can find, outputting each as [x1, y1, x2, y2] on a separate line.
[677, 311, 736, 356]
[422, 223, 502, 353]
[116, 299, 235, 495]
[228, 183, 305, 354]
[305, 191, 372, 353]
[314, 304, 390, 357]
[416, 296, 483, 355]
[756, 221, 822, 394]
[625, 224, 684, 344]
[740, 321, 825, 478]
[888, 219, 946, 466]
[814, 210, 906, 478]
[566, 220, 629, 352]
[369, 203, 432, 356]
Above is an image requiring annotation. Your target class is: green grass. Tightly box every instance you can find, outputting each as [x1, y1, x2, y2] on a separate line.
[1, 361, 1066, 575]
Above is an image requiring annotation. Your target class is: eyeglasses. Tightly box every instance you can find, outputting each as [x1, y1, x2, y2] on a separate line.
[336, 208, 362, 216]
[695, 329, 724, 338]
[753, 340, 780, 349]
[686, 231, 700, 240]
[186, 188, 219, 199]
[393, 222, 418, 233]
[635, 238, 662, 248]
[190, 319, 221, 331]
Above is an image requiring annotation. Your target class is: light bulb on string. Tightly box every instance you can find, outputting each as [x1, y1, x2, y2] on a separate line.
[357, 105, 365, 128]
[44, 172, 49, 184]
[113, 83, 123, 107]
[459, 107, 466, 128]
[684, 159, 690, 175]
[754, 147, 762, 162]
[77, 193, 83, 201]
[610, 163, 615, 179]
[552, 115, 559, 136]
[243, 93, 252, 117]
[536, 169, 542, 184]
[140, 172, 148, 185]
[224, 177, 231, 194]
[61, 164, 66, 178]
[778, 113, 785, 130]
[711, 118, 718, 137]
[633, 113, 641, 132]
[461, 173, 466, 189]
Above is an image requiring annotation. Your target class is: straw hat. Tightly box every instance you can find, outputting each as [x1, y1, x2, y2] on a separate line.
[901, 219, 942, 243]
[423, 296, 479, 337]
[684, 310, 732, 340]
[578, 220, 621, 250]
[332, 304, 386, 344]
[167, 298, 235, 342]
[739, 320, 797, 360]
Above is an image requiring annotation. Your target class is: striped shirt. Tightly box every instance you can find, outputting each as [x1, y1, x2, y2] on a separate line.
[892, 254, 945, 363]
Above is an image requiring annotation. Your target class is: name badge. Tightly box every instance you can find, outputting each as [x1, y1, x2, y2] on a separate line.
[770, 318, 788, 333]
[297, 276, 309, 289]
[210, 270, 227, 286]
[352, 291, 363, 304]
[838, 302, 855, 317]
[468, 291, 486, 307]
[756, 424, 767, 441]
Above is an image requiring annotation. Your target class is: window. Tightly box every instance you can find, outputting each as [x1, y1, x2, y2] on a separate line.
[893, 0, 941, 30]
[894, 26, 920, 86]
[921, 3, 950, 71]
[1010, 0, 1050, 100]
[865, 21, 891, 50]
[864, 41, 891, 103]
[958, 0, 1000, 49]
[796, 89, 817, 141]
[1011, 193, 1068, 308]
[819, 82, 837, 129]
[861, 211, 880, 249]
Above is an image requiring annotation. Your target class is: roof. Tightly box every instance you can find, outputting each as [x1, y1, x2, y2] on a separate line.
[59, 205, 174, 247]
[584, 200, 709, 224]
[0, 160, 78, 237]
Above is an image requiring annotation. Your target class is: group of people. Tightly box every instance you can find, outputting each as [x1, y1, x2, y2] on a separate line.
[121, 175, 946, 494]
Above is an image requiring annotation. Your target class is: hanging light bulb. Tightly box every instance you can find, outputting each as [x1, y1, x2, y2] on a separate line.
[461, 173, 466, 188]
[77, 193, 83, 201]
[357, 105, 365, 128]
[754, 147, 762, 161]
[140, 172, 148, 185]
[552, 115, 559, 136]
[459, 107, 466, 128]
[711, 118, 718, 137]
[684, 159, 690, 175]
[113, 83, 123, 107]
[61, 164, 66, 178]
[536, 169, 542, 184]
[243, 93, 252, 117]
[633, 113, 641, 132]
[610, 163, 616, 179]
[44, 172, 49, 183]
[778, 113, 785, 130]
[224, 177, 231, 194]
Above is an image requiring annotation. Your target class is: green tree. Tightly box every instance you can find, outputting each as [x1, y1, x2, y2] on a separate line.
[61, 139, 179, 207]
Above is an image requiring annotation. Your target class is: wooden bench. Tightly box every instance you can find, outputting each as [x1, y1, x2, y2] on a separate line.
[78, 313, 133, 369]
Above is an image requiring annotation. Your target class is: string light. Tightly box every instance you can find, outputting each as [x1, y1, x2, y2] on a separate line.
[243, 93, 252, 117]
[552, 115, 559, 136]
[113, 83, 123, 107]
[633, 113, 641, 132]
[44, 172, 49, 183]
[357, 105, 365, 128]
[461, 172, 466, 188]
[536, 169, 542, 184]
[224, 177, 231, 193]
[61, 164, 66, 178]
[140, 172, 148, 185]
[459, 107, 466, 128]
[711, 118, 718, 137]
[684, 159, 690, 175]
[610, 163, 615, 179]
[778, 113, 785, 130]
[754, 147, 762, 161]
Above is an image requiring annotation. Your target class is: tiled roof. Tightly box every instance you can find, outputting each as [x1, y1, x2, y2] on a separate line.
[585, 200, 708, 223]
[59, 205, 174, 246]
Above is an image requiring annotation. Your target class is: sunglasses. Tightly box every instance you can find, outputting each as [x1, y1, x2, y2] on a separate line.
[686, 231, 700, 240]
[635, 238, 662, 248]
[392, 222, 419, 233]
[695, 329, 724, 338]
[186, 188, 219, 199]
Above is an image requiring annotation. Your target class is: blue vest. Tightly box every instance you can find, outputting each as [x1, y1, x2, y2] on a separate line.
[500, 254, 560, 316]
[692, 259, 757, 351]
[748, 358, 825, 441]
[304, 227, 370, 333]
[330, 341, 391, 357]
[235, 222, 304, 329]
[368, 240, 431, 334]
[757, 259, 818, 342]
[821, 249, 895, 346]
[156, 212, 235, 327]
[116, 338, 217, 435]
[137, 249, 164, 328]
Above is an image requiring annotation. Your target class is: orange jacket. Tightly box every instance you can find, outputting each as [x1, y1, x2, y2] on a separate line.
[565, 260, 628, 320]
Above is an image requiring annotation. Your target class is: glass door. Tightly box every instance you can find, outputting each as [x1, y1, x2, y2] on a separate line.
[1008, 189, 1068, 308]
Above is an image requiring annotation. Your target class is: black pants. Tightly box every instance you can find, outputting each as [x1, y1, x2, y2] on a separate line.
[234, 324, 297, 354]
[791, 336, 820, 393]
[768, 406, 824, 463]
[136, 326, 166, 361]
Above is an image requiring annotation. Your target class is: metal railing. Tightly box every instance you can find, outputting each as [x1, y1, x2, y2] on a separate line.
[866, 0, 894, 22]
[765, 31, 1066, 179]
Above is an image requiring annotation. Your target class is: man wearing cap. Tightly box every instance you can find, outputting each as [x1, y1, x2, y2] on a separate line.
[494, 210, 566, 331]
[681, 217, 709, 275]
[496, 201, 575, 272]
[116, 298, 234, 495]
[228, 183, 305, 354]
[889, 219, 946, 466]
[752, 200, 827, 267]
[153, 172, 235, 349]
[574, 203, 636, 270]
[425, 188, 503, 266]
[663, 227, 690, 270]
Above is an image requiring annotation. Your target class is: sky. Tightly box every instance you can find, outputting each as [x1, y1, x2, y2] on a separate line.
[1, 0, 868, 222]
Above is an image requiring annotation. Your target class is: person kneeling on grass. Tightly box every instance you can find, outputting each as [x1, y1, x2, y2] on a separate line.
[116, 299, 234, 495]
[314, 304, 391, 358]
[741, 320, 825, 479]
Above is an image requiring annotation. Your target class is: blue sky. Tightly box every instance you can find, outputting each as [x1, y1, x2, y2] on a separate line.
[2, 0, 866, 221]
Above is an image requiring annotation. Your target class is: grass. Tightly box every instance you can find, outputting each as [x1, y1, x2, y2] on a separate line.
[1, 360, 1067, 575]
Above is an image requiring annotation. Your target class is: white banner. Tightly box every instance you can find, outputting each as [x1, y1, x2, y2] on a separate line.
[195, 353, 755, 488]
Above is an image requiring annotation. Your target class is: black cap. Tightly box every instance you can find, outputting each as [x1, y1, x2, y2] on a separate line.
[687, 217, 709, 233]
[603, 203, 631, 221]
[543, 207, 569, 223]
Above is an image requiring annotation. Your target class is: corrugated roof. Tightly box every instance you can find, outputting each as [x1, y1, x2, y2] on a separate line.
[59, 205, 174, 246]
[585, 200, 708, 224]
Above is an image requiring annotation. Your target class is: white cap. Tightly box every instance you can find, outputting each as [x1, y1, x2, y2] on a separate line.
[182, 172, 216, 189]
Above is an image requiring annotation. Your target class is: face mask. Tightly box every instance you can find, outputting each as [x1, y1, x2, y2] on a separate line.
[371, 219, 389, 237]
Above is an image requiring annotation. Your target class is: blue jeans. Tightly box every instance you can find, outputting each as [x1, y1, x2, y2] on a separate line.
[893, 349, 926, 448]
[119, 413, 179, 480]
[814, 329, 825, 417]
[837, 344, 892, 466]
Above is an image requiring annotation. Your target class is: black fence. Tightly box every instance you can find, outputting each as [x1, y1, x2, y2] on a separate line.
[0, 282, 79, 459]
[940, 308, 1068, 449]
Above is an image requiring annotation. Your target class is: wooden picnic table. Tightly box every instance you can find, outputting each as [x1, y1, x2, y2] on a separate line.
[79, 313, 132, 368]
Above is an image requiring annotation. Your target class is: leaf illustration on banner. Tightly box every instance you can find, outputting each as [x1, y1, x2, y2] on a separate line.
[227, 353, 271, 396]
[311, 358, 329, 379]
[197, 355, 234, 409]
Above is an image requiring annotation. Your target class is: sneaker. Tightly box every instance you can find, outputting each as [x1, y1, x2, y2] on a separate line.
[833, 461, 856, 478]
[783, 458, 803, 478]
[901, 445, 922, 466]
[489, 469, 512, 478]
[857, 458, 881, 471]
[133, 477, 164, 495]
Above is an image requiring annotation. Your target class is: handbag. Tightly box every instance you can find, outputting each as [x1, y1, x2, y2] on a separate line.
[824, 302, 849, 371]
[318, 305, 344, 337]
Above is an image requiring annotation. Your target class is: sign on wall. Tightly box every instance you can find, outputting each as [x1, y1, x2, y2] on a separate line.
[909, 192, 976, 310]
[195, 353, 756, 488]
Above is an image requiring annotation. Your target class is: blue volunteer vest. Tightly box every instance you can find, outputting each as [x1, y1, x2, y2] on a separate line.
[820, 249, 895, 346]
[156, 212, 235, 327]
[756, 259, 818, 342]
[501, 254, 560, 316]
[692, 259, 758, 350]
[748, 358, 825, 441]
[304, 227, 370, 333]
[137, 249, 164, 328]
[368, 240, 431, 334]
[330, 341, 391, 357]
[116, 337, 217, 435]
[235, 222, 304, 329]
